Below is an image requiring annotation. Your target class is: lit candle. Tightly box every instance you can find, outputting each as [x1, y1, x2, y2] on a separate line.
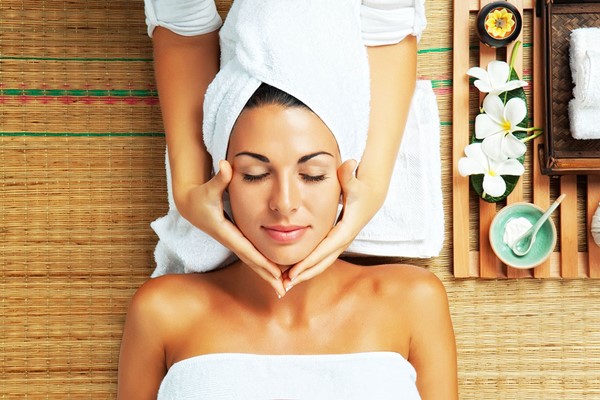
[476, 1, 522, 48]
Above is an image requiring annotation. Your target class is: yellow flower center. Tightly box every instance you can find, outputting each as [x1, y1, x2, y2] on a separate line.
[488, 169, 497, 177]
[501, 119, 512, 132]
[484, 8, 516, 39]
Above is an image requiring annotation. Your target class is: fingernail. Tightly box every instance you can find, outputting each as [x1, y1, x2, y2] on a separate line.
[285, 283, 294, 292]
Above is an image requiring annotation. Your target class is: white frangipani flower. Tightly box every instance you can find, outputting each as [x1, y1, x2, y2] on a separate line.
[458, 143, 524, 198]
[467, 60, 527, 95]
[475, 94, 528, 161]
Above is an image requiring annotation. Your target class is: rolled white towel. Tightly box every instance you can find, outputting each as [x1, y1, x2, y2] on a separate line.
[574, 50, 600, 108]
[569, 99, 600, 140]
[568, 28, 600, 140]
[569, 27, 600, 87]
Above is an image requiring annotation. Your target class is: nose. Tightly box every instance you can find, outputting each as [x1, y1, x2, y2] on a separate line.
[269, 175, 300, 215]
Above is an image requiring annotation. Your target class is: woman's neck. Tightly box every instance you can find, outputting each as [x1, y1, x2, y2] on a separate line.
[225, 259, 352, 325]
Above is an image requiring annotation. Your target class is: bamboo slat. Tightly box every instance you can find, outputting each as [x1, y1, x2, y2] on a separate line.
[505, 0, 532, 279]
[532, 0, 552, 278]
[588, 176, 600, 277]
[452, 0, 472, 278]
[478, 11, 502, 279]
[560, 176, 579, 278]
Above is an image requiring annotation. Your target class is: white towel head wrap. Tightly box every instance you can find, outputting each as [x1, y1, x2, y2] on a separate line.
[202, 0, 371, 173]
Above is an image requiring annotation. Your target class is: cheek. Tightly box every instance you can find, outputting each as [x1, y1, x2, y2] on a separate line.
[308, 182, 341, 223]
[228, 179, 255, 224]
[228, 177, 273, 231]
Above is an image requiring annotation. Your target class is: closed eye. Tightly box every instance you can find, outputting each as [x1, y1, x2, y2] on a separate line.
[242, 173, 269, 182]
[301, 174, 326, 183]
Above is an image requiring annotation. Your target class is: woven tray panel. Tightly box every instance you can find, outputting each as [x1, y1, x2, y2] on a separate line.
[550, 13, 600, 154]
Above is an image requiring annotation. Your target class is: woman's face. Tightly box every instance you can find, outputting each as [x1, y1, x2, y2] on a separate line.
[227, 104, 341, 267]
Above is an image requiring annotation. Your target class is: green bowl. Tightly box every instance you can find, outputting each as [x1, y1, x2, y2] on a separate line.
[489, 202, 557, 269]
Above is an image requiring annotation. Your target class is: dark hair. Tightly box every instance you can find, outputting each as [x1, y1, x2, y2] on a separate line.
[244, 83, 309, 110]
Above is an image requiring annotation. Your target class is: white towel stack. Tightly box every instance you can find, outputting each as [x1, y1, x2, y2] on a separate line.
[569, 28, 600, 140]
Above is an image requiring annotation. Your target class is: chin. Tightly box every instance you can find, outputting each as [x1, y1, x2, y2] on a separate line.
[260, 247, 311, 267]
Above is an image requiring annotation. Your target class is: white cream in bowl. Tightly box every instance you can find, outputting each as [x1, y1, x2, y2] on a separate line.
[502, 217, 533, 248]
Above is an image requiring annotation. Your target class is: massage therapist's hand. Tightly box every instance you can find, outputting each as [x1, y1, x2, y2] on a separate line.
[180, 160, 286, 298]
[285, 159, 385, 289]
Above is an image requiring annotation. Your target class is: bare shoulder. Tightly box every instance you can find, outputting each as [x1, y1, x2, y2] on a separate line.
[126, 273, 222, 334]
[353, 263, 447, 303]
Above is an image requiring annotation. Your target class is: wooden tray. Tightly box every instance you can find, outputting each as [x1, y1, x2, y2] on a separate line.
[540, 0, 600, 175]
[452, 0, 600, 279]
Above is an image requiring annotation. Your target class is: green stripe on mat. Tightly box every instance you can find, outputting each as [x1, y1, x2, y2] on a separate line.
[431, 79, 452, 88]
[1, 43, 532, 62]
[418, 47, 453, 54]
[1, 89, 156, 97]
[438, 121, 476, 126]
[0, 132, 165, 137]
[0, 56, 152, 62]
[3, 83, 451, 96]
[419, 43, 531, 54]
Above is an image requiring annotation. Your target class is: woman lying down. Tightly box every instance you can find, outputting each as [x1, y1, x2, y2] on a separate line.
[118, 0, 457, 399]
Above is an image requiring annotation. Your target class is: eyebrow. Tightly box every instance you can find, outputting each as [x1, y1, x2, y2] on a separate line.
[234, 151, 334, 164]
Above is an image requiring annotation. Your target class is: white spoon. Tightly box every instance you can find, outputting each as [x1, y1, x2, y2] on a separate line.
[511, 194, 566, 257]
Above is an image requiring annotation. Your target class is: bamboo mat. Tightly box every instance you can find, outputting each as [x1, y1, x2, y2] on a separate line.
[1, 0, 600, 398]
[0, 1, 164, 397]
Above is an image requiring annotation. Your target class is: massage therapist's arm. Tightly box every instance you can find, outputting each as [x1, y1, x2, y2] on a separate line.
[152, 28, 285, 296]
[287, 36, 417, 285]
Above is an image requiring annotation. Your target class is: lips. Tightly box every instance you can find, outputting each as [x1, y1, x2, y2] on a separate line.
[262, 225, 308, 243]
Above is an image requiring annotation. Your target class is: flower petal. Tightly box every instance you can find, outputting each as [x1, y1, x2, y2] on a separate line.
[504, 97, 527, 127]
[483, 174, 506, 197]
[458, 157, 485, 176]
[495, 158, 525, 176]
[463, 143, 489, 167]
[467, 67, 489, 81]
[502, 133, 527, 159]
[474, 80, 493, 93]
[481, 132, 507, 160]
[482, 94, 505, 121]
[500, 79, 528, 92]
[487, 61, 510, 89]
[475, 114, 503, 139]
